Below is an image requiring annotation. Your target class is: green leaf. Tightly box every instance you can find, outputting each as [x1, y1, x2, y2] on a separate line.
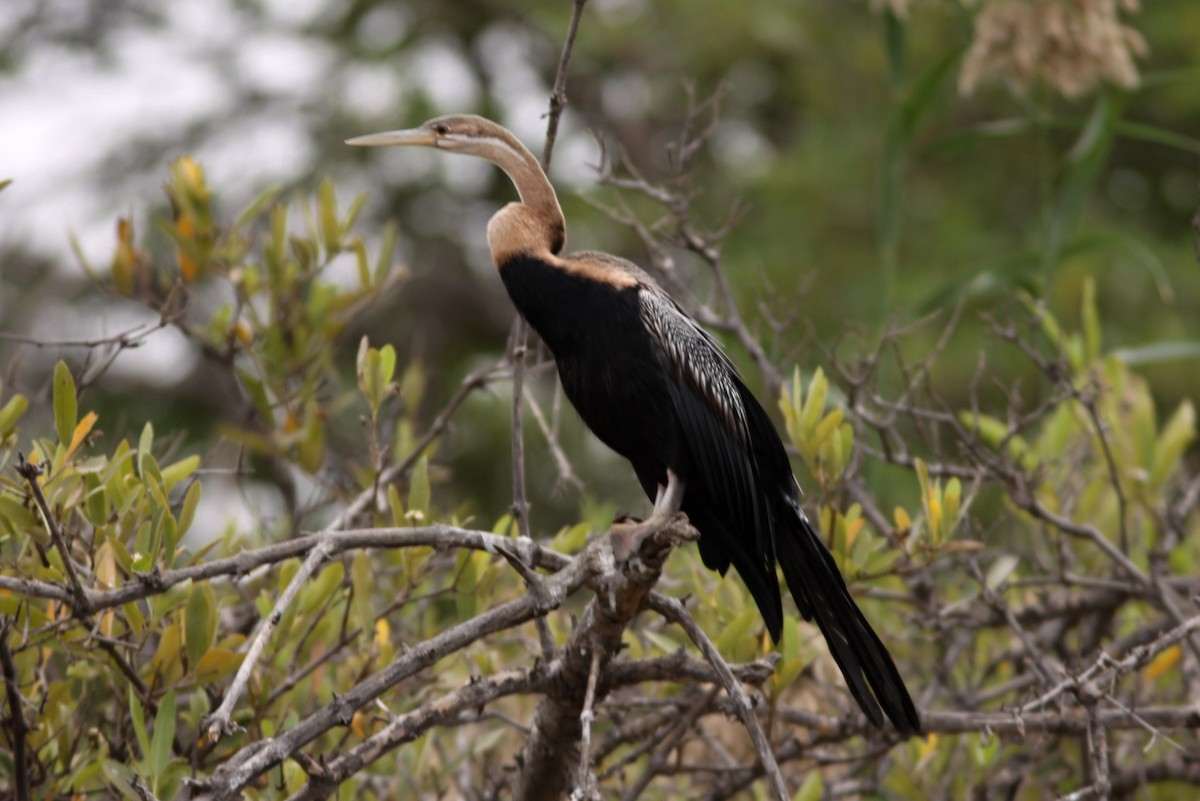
[715, 608, 758, 657]
[379, 345, 397, 387]
[355, 341, 396, 418]
[298, 562, 345, 615]
[351, 550, 374, 635]
[125, 601, 146, 639]
[896, 46, 964, 145]
[342, 192, 369, 236]
[0, 393, 29, 437]
[799, 367, 828, 434]
[194, 648, 245, 685]
[150, 691, 176, 784]
[299, 402, 325, 473]
[922, 117, 1034, 158]
[375, 221, 399, 283]
[83, 473, 108, 527]
[149, 621, 182, 677]
[137, 422, 154, 479]
[178, 481, 201, 537]
[778, 367, 802, 451]
[149, 580, 191, 624]
[792, 771, 823, 801]
[101, 760, 139, 800]
[130, 693, 150, 764]
[184, 583, 215, 671]
[234, 185, 281, 229]
[318, 178, 340, 253]
[407, 456, 430, 525]
[813, 408, 844, 450]
[53, 361, 77, 447]
[552, 521, 590, 553]
[386, 484, 405, 526]
[1114, 340, 1200, 366]
[1048, 93, 1123, 266]
[1114, 119, 1200, 156]
[357, 337, 383, 417]
[0, 178, 12, 193]
[882, 9, 905, 90]
[1081, 278, 1101, 365]
[160, 455, 200, 491]
[236, 367, 274, 425]
[943, 477, 962, 535]
[350, 237, 371, 287]
[1152, 401, 1196, 488]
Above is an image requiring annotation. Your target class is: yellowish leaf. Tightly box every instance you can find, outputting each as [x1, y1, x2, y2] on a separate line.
[233, 321, 254, 345]
[1144, 645, 1181, 682]
[177, 156, 207, 195]
[843, 516, 865, 553]
[95, 542, 117, 636]
[177, 213, 197, 282]
[917, 732, 940, 768]
[64, 411, 99, 462]
[194, 648, 245, 685]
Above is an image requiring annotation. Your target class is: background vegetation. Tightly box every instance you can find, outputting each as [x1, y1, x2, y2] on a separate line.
[1, 0, 1199, 798]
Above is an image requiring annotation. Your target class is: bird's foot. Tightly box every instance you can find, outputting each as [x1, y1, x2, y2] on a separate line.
[611, 469, 690, 562]
[610, 511, 691, 563]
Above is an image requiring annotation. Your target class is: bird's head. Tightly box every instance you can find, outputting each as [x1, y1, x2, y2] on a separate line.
[346, 114, 531, 165]
[348, 113, 564, 254]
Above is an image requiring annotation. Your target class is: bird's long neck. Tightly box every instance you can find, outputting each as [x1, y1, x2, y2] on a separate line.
[480, 138, 566, 261]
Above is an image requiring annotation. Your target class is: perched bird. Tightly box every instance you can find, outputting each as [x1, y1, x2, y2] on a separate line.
[348, 115, 920, 734]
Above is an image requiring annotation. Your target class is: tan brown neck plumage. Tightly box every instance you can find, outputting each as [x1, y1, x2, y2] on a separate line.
[472, 131, 565, 262]
[487, 203, 563, 266]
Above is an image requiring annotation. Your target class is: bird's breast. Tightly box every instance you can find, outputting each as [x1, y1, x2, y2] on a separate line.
[497, 254, 678, 464]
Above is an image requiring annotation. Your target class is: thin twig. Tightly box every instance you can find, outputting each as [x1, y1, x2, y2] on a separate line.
[204, 536, 336, 739]
[0, 620, 30, 801]
[571, 646, 603, 801]
[130, 777, 162, 801]
[509, 320, 533, 541]
[541, 0, 589, 170]
[194, 536, 607, 799]
[327, 360, 503, 530]
[649, 596, 789, 801]
[15, 455, 90, 615]
[286, 666, 551, 801]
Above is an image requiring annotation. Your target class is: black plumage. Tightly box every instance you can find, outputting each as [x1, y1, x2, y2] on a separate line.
[348, 114, 920, 735]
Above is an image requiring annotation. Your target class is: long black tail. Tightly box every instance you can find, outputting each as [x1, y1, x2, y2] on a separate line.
[775, 497, 921, 735]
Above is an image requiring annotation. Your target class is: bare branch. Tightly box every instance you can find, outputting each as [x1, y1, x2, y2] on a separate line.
[15, 455, 90, 615]
[572, 646, 603, 801]
[0, 620, 30, 801]
[205, 536, 337, 740]
[514, 513, 699, 801]
[195, 533, 608, 799]
[650, 595, 789, 801]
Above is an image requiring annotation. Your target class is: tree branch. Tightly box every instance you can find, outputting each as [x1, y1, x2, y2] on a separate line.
[205, 536, 337, 739]
[194, 533, 608, 799]
[513, 512, 699, 801]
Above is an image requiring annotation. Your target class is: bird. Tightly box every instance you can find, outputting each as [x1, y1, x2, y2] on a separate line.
[347, 114, 920, 735]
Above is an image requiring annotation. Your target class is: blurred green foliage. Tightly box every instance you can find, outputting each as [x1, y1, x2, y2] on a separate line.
[0, 0, 1198, 798]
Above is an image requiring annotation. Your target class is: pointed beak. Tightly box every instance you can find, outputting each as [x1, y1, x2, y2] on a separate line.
[345, 128, 436, 148]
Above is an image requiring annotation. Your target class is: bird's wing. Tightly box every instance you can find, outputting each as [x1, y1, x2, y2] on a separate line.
[638, 288, 771, 561]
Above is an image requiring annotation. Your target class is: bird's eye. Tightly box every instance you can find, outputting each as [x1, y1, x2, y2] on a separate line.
[432, 123, 449, 135]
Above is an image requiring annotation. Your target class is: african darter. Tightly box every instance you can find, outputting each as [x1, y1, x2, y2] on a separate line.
[348, 115, 920, 734]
